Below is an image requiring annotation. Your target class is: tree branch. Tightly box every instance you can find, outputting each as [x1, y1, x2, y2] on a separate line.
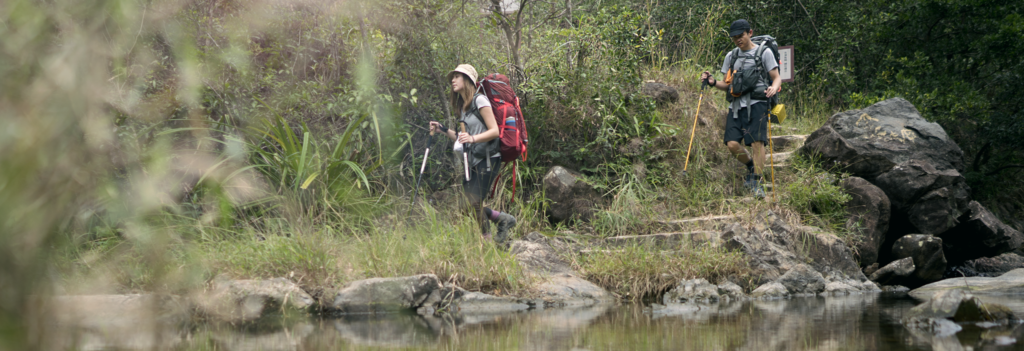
[986, 165, 1024, 176]
[973, 142, 992, 172]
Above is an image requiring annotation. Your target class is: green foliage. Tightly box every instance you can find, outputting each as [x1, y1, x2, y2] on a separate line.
[201, 232, 343, 289]
[352, 208, 530, 294]
[521, 5, 671, 192]
[247, 101, 379, 220]
[784, 155, 852, 234]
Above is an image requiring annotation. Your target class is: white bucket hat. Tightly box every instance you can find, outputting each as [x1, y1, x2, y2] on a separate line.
[447, 64, 478, 87]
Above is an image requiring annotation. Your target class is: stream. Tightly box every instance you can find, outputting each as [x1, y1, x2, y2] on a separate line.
[66, 293, 1024, 350]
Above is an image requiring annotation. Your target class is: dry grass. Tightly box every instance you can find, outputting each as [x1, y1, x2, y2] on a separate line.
[574, 243, 748, 301]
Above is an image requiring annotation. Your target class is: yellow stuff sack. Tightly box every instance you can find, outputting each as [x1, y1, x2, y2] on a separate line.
[769, 104, 786, 124]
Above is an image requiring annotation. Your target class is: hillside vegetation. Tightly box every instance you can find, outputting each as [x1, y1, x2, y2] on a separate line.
[1, 0, 1022, 345]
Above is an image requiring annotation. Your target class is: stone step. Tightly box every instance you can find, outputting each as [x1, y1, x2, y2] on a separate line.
[604, 231, 720, 249]
[654, 215, 740, 231]
[769, 135, 808, 152]
[767, 151, 795, 168]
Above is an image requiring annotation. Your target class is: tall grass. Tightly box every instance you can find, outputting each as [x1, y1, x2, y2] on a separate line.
[576, 244, 747, 300]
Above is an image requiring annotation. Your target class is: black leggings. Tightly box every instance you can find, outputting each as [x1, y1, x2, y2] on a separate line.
[463, 156, 502, 234]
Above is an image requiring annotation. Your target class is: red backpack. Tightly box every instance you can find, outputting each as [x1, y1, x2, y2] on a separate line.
[475, 73, 528, 200]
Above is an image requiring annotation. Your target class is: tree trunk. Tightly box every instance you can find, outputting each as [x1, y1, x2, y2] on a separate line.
[489, 0, 529, 85]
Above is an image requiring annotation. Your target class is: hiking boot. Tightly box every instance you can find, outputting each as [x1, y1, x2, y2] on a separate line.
[743, 174, 757, 192]
[751, 177, 767, 199]
[495, 213, 517, 245]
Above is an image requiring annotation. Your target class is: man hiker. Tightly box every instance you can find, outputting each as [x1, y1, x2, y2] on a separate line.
[700, 19, 781, 198]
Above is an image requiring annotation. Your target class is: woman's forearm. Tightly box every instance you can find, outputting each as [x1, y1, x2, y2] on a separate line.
[469, 128, 499, 143]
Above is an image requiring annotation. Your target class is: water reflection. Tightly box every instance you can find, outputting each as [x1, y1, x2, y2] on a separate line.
[61, 294, 1024, 350]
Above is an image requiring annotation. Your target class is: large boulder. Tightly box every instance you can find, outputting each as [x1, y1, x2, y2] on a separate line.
[798, 98, 1024, 264]
[716, 281, 747, 302]
[719, 211, 866, 284]
[750, 282, 789, 299]
[891, 235, 947, 284]
[776, 264, 827, 295]
[511, 234, 614, 308]
[641, 81, 679, 106]
[938, 201, 1024, 264]
[873, 160, 971, 234]
[330, 275, 440, 314]
[906, 289, 1015, 323]
[532, 273, 615, 308]
[964, 252, 1024, 276]
[841, 177, 891, 267]
[542, 166, 602, 223]
[791, 225, 866, 281]
[719, 222, 800, 283]
[910, 268, 1024, 299]
[662, 279, 720, 304]
[798, 98, 964, 179]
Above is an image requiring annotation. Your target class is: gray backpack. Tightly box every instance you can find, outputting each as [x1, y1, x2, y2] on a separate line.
[725, 35, 779, 105]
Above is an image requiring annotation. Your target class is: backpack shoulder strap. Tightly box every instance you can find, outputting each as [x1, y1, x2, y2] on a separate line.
[753, 42, 766, 66]
[469, 92, 487, 124]
[727, 47, 741, 70]
[754, 42, 774, 80]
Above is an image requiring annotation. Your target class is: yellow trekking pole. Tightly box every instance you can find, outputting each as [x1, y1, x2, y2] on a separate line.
[767, 103, 785, 203]
[768, 117, 776, 203]
[682, 79, 709, 176]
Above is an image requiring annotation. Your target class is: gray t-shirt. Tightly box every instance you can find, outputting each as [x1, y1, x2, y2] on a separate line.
[721, 45, 778, 111]
[460, 94, 500, 166]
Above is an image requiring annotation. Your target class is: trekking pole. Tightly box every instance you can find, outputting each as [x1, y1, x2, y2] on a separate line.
[460, 121, 470, 181]
[768, 114, 776, 203]
[682, 79, 709, 177]
[412, 129, 434, 205]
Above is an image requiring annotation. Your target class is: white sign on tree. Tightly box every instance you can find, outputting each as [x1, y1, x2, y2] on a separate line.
[779, 46, 794, 82]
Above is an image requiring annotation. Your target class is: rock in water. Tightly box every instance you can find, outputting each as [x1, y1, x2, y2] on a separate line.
[330, 275, 440, 314]
[751, 282, 789, 299]
[910, 268, 1024, 298]
[869, 257, 916, 286]
[777, 264, 827, 295]
[907, 288, 1015, 323]
[195, 277, 314, 322]
[716, 281, 747, 302]
[891, 235, 947, 284]
[662, 279, 720, 304]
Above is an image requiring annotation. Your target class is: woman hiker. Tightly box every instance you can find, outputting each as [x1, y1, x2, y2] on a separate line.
[428, 64, 517, 245]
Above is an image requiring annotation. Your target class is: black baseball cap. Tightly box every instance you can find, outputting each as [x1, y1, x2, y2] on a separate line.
[729, 19, 752, 36]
